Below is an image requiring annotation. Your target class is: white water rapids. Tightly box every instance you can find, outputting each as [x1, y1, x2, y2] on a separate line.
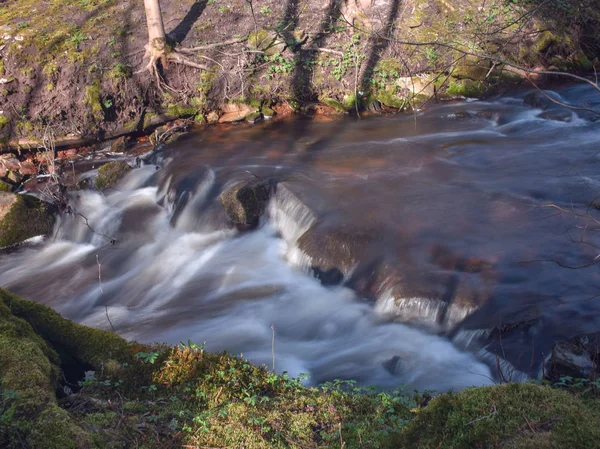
[0, 164, 492, 391]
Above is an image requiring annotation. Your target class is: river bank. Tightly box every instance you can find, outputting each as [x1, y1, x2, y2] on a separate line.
[0, 0, 599, 149]
[2, 288, 600, 448]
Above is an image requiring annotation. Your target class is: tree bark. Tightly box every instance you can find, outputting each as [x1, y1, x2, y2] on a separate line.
[144, 0, 167, 54]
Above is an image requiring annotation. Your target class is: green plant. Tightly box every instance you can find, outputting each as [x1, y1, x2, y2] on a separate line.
[259, 5, 272, 15]
[422, 46, 440, 66]
[135, 351, 160, 364]
[266, 52, 295, 76]
[68, 29, 88, 50]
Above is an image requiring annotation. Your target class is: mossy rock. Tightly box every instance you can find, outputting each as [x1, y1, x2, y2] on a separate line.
[535, 31, 557, 53]
[447, 78, 485, 98]
[220, 180, 270, 229]
[400, 382, 600, 449]
[0, 193, 55, 248]
[246, 111, 263, 124]
[320, 97, 349, 113]
[95, 160, 132, 190]
[0, 290, 92, 448]
[261, 106, 276, 118]
[0, 179, 12, 192]
[247, 29, 284, 55]
[376, 90, 406, 109]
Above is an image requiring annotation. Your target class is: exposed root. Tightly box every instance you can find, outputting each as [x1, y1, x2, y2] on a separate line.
[138, 44, 209, 92]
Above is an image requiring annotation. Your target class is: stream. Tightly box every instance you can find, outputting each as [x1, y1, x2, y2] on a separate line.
[2, 84, 600, 391]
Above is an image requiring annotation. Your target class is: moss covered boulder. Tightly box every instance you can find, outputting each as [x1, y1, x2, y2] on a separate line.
[220, 180, 271, 229]
[401, 382, 600, 449]
[95, 160, 132, 190]
[0, 291, 88, 448]
[0, 192, 55, 248]
[0, 179, 12, 192]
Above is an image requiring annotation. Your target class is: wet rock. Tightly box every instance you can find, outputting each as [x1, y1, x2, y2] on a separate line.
[246, 111, 263, 124]
[95, 160, 132, 190]
[220, 180, 271, 229]
[297, 223, 380, 275]
[110, 136, 132, 153]
[538, 110, 573, 122]
[0, 192, 55, 248]
[546, 340, 596, 381]
[523, 90, 563, 109]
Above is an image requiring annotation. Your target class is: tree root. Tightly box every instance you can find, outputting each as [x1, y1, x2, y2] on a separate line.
[138, 45, 209, 93]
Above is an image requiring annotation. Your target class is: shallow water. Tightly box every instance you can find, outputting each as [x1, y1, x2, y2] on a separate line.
[2, 84, 600, 390]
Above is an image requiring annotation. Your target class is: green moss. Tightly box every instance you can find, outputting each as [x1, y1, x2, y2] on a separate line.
[245, 111, 262, 123]
[0, 115, 9, 129]
[447, 78, 485, 98]
[95, 160, 132, 190]
[0, 291, 91, 448]
[197, 69, 217, 97]
[0, 193, 55, 248]
[535, 31, 557, 53]
[320, 97, 349, 112]
[376, 58, 403, 74]
[248, 29, 273, 50]
[400, 383, 600, 449]
[143, 111, 158, 129]
[376, 89, 406, 109]
[16, 120, 34, 136]
[166, 104, 197, 118]
[0, 180, 12, 192]
[83, 81, 104, 121]
[261, 106, 275, 118]
[572, 50, 593, 71]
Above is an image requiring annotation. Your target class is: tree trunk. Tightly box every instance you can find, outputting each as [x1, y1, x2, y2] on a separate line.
[144, 0, 167, 55]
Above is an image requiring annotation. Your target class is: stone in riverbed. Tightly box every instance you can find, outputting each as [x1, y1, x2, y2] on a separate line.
[546, 340, 597, 381]
[95, 160, 132, 190]
[0, 192, 55, 248]
[220, 180, 271, 229]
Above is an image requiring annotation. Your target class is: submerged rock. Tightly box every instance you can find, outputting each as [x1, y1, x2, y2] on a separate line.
[95, 160, 132, 190]
[0, 192, 55, 248]
[220, 179, 271, 229]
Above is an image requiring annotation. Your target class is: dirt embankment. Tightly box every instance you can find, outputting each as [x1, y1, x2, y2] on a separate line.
[0, 0, 598, 151]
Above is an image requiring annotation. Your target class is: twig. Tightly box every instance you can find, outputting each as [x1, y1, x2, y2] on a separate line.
[182, 37, 247, 52]
[97, 254, 115, 332]
[271, 323, 275, 372]
[96, 254, 104, 295]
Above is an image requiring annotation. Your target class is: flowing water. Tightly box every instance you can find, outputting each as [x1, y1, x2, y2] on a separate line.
[2, 84, 600, 390]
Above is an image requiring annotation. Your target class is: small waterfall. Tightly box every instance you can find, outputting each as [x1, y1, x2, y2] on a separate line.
[268, 183, 317, 243]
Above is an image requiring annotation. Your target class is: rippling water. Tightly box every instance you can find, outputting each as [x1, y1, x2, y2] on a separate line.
[2, 84, 600, 390]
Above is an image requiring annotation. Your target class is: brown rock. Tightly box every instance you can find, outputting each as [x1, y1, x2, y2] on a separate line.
[218, 103, 257, 123]
[206, 111, 220, 124]
[220, 180, 270, 229]
[0, 154, 20, 178]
